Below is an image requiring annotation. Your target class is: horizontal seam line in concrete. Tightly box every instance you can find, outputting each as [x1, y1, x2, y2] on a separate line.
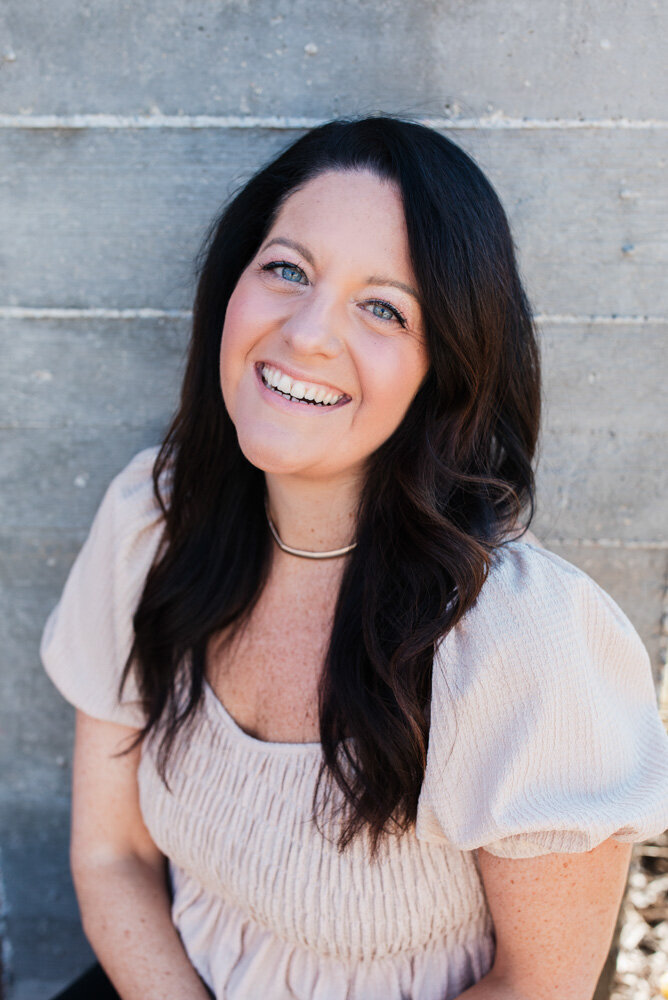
[0, 307, 193, 320]
[541, 539, 668, 551]
[1, 529, 665, 549]
[1, 307, 666, 324]
[2, 114, 668, 131]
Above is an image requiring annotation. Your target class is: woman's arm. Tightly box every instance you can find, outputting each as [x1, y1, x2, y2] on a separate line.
[457, 837, 632, 1000]
[70, 709, 213, 1000]
[454, 976, 529, 1000]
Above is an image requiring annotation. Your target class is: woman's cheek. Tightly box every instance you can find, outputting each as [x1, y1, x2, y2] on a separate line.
[222, 286, 254, 345]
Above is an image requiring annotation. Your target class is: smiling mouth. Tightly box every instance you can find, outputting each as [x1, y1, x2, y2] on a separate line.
[256, 363, 350, 408]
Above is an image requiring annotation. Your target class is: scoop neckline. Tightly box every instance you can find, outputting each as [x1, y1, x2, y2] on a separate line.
[203, 678, 326, 755]
[201, 539, 544, 756]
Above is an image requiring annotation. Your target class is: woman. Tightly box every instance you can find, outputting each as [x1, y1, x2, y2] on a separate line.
[41, 115, 668, 1000]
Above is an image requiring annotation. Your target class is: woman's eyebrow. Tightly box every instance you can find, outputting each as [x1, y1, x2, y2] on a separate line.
[261, 237, 420, 303]
[261, 237, 315, 266]
[366, 275, 419, 302]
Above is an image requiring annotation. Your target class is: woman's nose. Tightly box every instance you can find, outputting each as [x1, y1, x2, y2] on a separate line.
[281, 289, 343, 359]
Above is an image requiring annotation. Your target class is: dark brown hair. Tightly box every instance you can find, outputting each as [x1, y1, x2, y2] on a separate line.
[119, 114, 542, 857]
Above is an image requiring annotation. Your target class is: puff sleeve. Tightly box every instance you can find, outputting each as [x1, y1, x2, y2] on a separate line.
[40, 446, 166, 728]
[415, 541, 668, 858]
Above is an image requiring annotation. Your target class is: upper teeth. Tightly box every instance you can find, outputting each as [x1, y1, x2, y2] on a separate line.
[261, 365, 345, 405]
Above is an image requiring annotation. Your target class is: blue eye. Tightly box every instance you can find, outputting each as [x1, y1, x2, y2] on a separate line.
[371, 303, 394, 321]
[366, 300, 407, 327]
[261, 261, 308, 284]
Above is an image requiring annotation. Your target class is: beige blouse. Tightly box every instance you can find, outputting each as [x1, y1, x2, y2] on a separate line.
[40, 447, 668, 1000]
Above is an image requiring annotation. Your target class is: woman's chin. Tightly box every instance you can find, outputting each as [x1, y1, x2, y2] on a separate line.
[235, 434, 319, 477]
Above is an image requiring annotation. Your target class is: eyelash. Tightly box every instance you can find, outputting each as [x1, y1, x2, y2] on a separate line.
[259, 260, 408, 328]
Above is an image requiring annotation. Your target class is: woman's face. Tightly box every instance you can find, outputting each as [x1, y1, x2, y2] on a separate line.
[219, 168, 430, 483]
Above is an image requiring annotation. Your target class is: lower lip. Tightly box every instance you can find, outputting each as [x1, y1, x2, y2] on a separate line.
[253, 365, 350, 413]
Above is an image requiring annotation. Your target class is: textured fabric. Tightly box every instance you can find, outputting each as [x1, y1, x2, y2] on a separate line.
[41, 446, 668, 1000]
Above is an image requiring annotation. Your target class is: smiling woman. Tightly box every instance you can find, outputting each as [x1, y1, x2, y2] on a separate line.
[40, 115, 668, 1000]
[220, 170, 430, 491]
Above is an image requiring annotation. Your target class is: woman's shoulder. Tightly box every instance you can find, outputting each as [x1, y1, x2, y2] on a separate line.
[106, 443, 165, 513]
[95, 444, 170, 549]
[436, 533, 651, 692]
[39, 444, 169, 727]
[484, 532, 624, 614]
[418, 534, 668, 856]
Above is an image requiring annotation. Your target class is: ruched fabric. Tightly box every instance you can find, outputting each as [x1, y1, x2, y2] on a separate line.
[138, 683, 496, 1000]
[40, 446, 668, 1000]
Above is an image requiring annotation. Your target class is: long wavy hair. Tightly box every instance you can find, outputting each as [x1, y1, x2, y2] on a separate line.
[118, 114, 542, 857]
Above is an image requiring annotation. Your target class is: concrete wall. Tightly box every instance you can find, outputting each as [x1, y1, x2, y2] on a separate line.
[1, 2, 667, 996]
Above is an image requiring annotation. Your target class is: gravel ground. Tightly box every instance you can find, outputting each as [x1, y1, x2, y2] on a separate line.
[609, 832, 668, 1000]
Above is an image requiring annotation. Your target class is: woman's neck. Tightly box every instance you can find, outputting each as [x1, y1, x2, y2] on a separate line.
[263, 471, 361, 556]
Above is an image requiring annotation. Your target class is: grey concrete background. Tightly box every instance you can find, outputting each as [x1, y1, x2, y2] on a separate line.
[1, 2, 667, 997]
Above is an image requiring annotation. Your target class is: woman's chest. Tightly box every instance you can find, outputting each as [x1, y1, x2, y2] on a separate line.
[205, 569, 337, 744]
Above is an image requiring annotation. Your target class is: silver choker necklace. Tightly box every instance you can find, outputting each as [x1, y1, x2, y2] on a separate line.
[264, 499, 357, 560]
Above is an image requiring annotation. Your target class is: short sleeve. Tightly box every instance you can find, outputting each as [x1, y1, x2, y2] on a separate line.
[415, 541, 668, 858]
[40, 446, 167, 728]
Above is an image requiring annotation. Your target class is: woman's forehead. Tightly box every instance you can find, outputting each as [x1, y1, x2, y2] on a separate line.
[263, 169, 415, 280]
[272, 167, 403, 222]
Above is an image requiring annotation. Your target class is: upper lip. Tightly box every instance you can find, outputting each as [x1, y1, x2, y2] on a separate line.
[256, 360, 350, 398]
